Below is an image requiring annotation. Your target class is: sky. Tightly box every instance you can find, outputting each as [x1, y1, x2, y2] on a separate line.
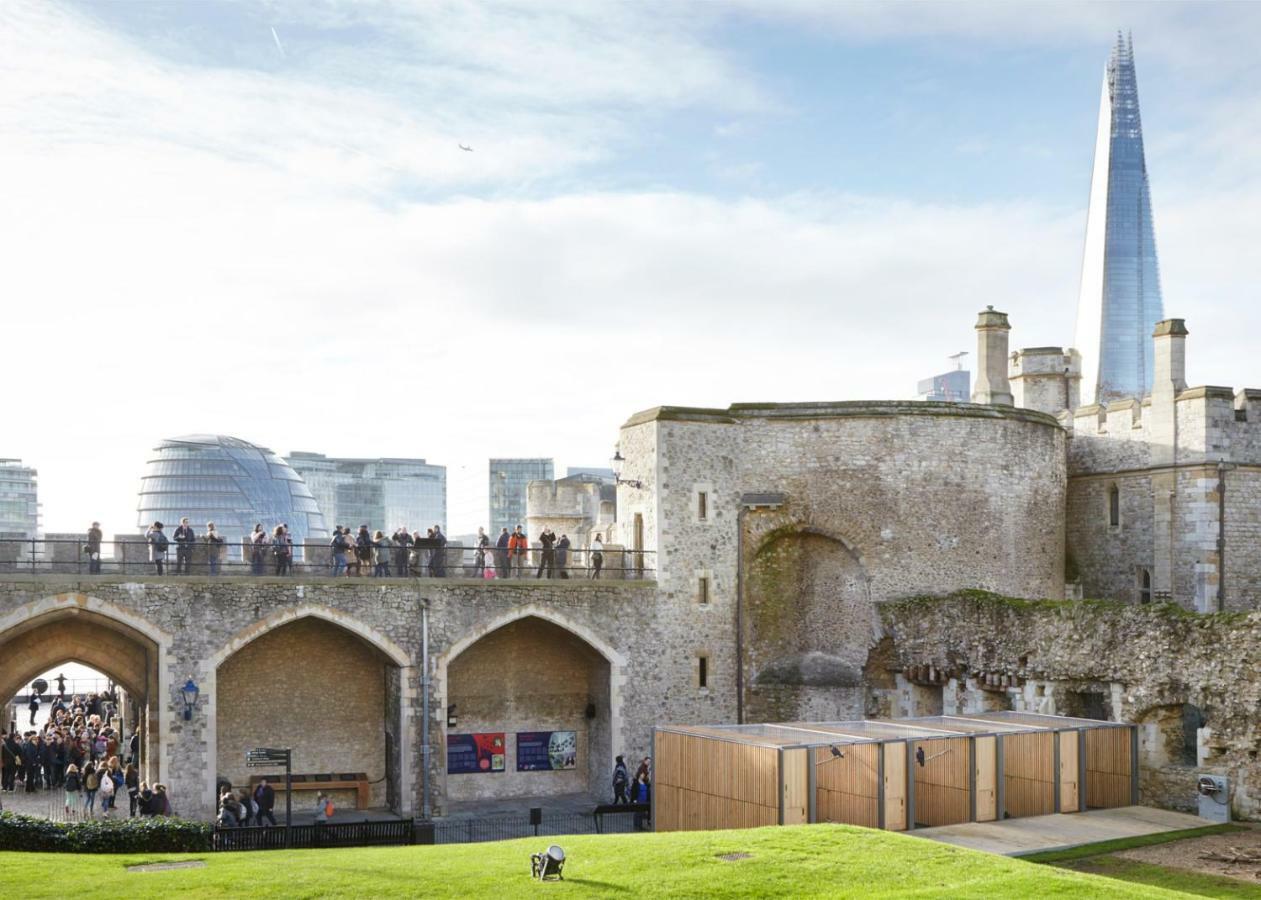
[2, 0, 1260, 536]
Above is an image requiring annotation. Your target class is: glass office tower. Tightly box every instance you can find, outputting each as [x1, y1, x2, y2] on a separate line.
[489, 458, 554, 535]
[286, 452, 447, 532]
[136, 436, 328, 549]
[0, 459, 39, 538]
[1075, 33, 1165, 403]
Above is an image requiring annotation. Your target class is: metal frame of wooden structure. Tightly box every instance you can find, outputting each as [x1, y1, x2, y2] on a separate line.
[652, 712, 1137, 833]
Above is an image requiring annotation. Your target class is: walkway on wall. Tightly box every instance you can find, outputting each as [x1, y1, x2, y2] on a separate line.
[913, 806, 1208, 856]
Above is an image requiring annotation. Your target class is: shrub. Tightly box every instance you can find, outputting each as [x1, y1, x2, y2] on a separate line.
[0, 812, 212, 853]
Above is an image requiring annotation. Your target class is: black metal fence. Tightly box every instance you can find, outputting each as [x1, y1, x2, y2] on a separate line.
[0, 538, 655, 580]
[210, 807, 647, 851]
[213, 817, 416, 851]
[428, 806, 647, 845]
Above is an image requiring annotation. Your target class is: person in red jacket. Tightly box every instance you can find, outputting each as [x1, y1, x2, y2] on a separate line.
[508, 526, 529, 578]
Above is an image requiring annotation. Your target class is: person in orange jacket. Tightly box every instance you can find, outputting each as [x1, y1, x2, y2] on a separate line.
[508, 526, 529, 578]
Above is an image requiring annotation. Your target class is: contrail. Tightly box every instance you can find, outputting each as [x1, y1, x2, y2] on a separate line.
[271, 26, 286, 58]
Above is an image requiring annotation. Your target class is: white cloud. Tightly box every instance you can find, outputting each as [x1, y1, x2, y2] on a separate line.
[2, 0, 1259, 537]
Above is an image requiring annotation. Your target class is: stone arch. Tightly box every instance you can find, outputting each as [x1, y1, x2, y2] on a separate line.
[744, 526, 875, 722]
[204, 603, 410, 671]
[203, 605, 415, 818]
[0, 593, 172, 786]
[434, 606, 625, 810]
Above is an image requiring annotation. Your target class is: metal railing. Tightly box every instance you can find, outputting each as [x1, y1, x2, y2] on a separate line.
[427, 806, 645, 845]
[0, 538, 655, 580]
[213, 817, 416, 851]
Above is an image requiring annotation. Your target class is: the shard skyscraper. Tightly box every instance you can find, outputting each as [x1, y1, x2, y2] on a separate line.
[1074, 33, 1165, 403]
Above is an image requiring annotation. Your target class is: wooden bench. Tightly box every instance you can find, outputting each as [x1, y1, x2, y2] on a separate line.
[249, 773, 371, 810]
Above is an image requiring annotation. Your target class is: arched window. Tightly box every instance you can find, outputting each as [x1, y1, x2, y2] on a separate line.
[1138, 568, 1152, 604]
[1108, 484, 1120, 528]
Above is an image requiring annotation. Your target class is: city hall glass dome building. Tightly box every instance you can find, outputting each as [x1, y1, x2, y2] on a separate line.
[136, 435, 328, 551]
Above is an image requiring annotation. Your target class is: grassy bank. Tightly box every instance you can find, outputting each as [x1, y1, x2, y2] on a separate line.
[0, 823, 1192, 898]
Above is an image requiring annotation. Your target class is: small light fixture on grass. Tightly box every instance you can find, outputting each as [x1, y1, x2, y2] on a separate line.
[530, 844, 565, 881]
[180, 678, 200, 721]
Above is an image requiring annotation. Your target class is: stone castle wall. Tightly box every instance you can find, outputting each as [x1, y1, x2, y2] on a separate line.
[619, 401, 1067, 725]
[0, 576, 668, 820]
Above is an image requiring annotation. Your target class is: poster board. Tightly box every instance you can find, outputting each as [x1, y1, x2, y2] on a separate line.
[447, 733, 506, 774]
[516, 731, 578, 771]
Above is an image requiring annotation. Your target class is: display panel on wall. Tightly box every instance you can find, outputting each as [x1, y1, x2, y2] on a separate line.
[447, 733, 506, 774]
[517, 731, 578, 771]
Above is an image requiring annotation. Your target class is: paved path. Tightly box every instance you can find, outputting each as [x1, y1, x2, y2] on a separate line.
[913, 806, 1209, 856]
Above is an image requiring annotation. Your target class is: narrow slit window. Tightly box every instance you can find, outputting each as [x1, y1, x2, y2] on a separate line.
[697, 491, 708, 521]
[698, 576, 709, 605]
[1108, 484, 1120, 528]
[698, 655, 709, 689]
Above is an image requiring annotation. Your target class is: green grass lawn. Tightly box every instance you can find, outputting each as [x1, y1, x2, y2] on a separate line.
[0, 824, 1196, 899]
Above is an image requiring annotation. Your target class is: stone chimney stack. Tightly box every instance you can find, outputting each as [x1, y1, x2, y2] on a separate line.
[1152, 318, 1188, 396]
[971, 306, 1013, 406]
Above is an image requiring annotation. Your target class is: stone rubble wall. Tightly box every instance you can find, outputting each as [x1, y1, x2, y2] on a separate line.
[878, 591, 1261, 820]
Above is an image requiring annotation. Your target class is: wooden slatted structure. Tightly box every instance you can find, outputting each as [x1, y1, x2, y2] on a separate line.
[652, 712, 1136, 834]
[1085, 725, 1133, 809]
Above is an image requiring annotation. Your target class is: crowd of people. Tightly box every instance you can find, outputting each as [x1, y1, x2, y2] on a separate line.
[0, 683, 169, 819]
[215, 777, 278, 827]
[112, 520, 611, 579]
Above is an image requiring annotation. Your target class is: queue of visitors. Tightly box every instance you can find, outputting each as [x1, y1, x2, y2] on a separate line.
[0, 687, 168, 819]
[86, 522, 615, 578]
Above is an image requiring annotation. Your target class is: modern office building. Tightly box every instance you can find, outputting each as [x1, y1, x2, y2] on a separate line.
[136, 436, 328, 549]
[916, 369, 970, 403]
[0, 459, 39, 538]
[564, 466, 615, 481]
[489, 458, 553, 534]
[286, 453, 447, 532]
[1074, 33, 1165, 403]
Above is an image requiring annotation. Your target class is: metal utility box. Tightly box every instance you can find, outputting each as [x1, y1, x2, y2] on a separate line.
[1197, 774, 1230, 823]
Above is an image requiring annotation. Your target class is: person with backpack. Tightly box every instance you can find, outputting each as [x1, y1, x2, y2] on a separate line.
[253, 777, 277, 826]
[145, 521, 168, 575]
[97, 760, 115, 815]
[354, 525, 373, 576]
[27, 690, 39, 726]
[330, 526, 349, 576]
[612, 755, 630, 804]
[64, 763, 82, 818]
[173, 517, 196, 575]
[205, 522, 224, 575]
[83, 763, 99, 815]
[272, 525, 291, 576]
[314, 791, 333, 823]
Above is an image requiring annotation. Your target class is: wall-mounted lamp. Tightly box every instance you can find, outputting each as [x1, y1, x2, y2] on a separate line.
[180, 678, 200, 721]
[610, 449, 643, 490]
[447, 704, 458, 729]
